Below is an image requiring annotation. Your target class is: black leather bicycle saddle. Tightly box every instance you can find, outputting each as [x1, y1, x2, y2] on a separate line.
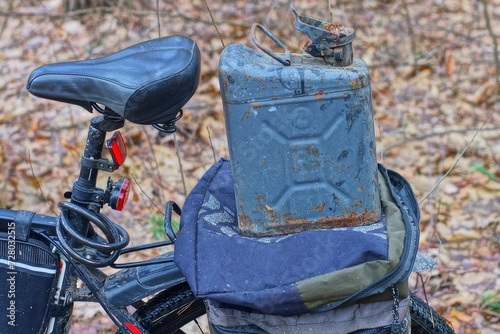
[26, 35, 200, 125]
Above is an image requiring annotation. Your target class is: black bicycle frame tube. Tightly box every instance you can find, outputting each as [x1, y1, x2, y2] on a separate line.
[68, 117, 107, 244]
[0, 208, 57, 235]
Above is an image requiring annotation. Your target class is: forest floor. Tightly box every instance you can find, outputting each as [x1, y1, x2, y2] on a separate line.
[0, 0, 499, 333]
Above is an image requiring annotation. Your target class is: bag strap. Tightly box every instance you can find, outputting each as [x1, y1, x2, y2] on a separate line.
[14, 210, 35, 242]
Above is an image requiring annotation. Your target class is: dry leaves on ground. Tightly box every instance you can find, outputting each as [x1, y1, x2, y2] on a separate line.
[0, 0, 499, 333]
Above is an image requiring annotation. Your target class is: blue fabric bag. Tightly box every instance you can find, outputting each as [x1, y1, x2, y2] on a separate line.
[174, 158, 420, 316]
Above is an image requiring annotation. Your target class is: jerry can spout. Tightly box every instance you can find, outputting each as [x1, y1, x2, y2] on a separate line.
[292, 6, 355, 66]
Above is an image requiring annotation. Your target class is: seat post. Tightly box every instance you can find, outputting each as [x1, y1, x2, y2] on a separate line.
[67, 115, 124, 246]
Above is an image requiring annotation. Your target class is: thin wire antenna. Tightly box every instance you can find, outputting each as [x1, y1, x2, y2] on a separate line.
[174, 132, 188, 197]
[327, 0, 335, 22]
[376, 119, 384, 164]
[131, 174, 165, 215]
[28, 150, 57, 215]
[156, 0, 161, 38]
[206, 126, 217, 164]
[202, 0, 225, 48]
[419, 116, 489, 204]
[145, 130, 165, 204]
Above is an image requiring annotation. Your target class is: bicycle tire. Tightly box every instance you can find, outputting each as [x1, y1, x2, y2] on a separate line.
[409, 293, 455, 334]
[132, 287, 454, 334]
[133, 283, 206, 334]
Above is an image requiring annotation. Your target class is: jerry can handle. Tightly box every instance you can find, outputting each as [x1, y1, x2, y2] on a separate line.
[251, 23, 291, 66]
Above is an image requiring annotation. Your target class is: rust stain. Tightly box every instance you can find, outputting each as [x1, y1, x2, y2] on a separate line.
[311, 203, 326, 212]
[251, 103, 261, 108]
[307, 144, 320, 156]
[237, 204, 253, 231]
[281, 208, 380, 231]
[240, 107, 251, 122]
[243, 74, 264, 82]
[240, 205, 381, 237]
[325, 23, 345, 41]
[350, 77, 361, 88]
[314, 90, 324, 100]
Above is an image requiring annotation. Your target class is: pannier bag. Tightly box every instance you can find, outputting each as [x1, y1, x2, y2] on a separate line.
[174, 159, 420, 332]
[0, 211, 59, 334]
[207, 297, 410, 334]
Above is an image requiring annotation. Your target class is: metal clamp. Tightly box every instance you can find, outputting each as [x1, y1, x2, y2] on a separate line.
[81, 156, 118, 172]
[251, 23, 291, 66]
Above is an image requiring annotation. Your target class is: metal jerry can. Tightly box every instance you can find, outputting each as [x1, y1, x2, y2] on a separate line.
[218, 10, 381, 237]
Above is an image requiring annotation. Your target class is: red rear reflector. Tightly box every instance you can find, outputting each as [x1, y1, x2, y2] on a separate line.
[106, 131, 127, 166]
[124, 322, 142, 334]
[114, 178, 131, 211]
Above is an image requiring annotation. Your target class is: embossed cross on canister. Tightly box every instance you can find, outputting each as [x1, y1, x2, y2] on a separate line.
[218, 9, 381, 237]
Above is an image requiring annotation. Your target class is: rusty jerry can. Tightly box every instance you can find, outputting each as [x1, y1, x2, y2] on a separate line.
[218, 9, 381, 237]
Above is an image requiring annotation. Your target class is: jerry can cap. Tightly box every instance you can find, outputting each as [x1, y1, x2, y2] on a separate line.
[292, 6, 355, 66]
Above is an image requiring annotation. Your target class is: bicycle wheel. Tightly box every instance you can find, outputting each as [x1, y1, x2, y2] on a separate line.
[134, 283, 207, 334]
[409, 293, 455, 334]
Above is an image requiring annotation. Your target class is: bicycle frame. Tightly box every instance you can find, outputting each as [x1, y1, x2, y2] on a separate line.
[0, 113, 189, 334]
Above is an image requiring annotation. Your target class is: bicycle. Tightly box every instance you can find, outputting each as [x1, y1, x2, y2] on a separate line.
[0, 29, 454, 334]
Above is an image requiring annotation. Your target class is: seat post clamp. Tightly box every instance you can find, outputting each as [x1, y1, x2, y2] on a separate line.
[81, 156, 118, 172]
